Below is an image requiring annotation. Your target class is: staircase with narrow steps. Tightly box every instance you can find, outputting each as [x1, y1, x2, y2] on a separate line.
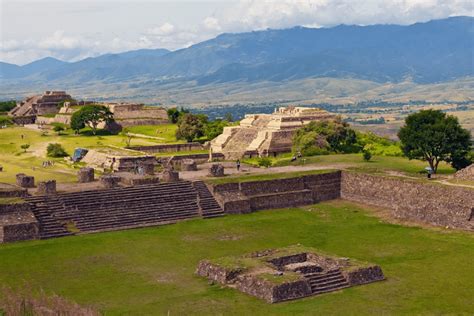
[303, 269, 350, 295]
[193, 181, 225, 219]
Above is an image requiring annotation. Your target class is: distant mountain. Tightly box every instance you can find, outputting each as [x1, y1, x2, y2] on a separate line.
[0, 17, 472, 87]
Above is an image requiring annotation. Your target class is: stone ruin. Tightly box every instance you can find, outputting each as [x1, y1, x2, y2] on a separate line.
[162, 169, 179, 182]
[209, 164, 225, 177]
[9, 91, 73, 117]
[77, 167, 95, 183]
[211, 106, 335, 159]
[197, 245, 384, 303]
[100, 175, 121, 188]
[454, 164, 474, 180]
[36, 180, 57, 195]
[16, 174, 35, 188]
[181, 159, 198, 171]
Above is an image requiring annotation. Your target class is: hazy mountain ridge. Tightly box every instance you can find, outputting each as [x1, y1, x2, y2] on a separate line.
[0, 17, 473, 104]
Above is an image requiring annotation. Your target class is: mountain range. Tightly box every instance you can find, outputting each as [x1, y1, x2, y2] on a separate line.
[0, 16, 473, 104]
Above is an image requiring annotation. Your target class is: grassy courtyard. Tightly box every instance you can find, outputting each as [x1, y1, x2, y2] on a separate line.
[0, 200, 472, 314]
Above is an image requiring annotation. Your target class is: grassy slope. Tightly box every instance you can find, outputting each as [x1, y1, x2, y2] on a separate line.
[207, 169, 336, 185]
[0, 200, 472, 314]
[0, 126, 173, 183]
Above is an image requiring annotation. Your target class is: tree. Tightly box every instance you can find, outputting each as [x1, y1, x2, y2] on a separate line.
[204, 119, 229, 140]
[398, 110, 471, 173]
[53, 125, 65, 135]
[167, 107, 190, 124]
[362, 149, 372, 161]
[46, 143, 68, 157]
[70, 105, 114, 135]
[20, 144, 30, 153]
[176, 113, 205, 142]
[120, 128, 134, 147]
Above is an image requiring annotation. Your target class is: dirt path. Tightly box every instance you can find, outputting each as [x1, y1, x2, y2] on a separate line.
[179, 162, 356, 180]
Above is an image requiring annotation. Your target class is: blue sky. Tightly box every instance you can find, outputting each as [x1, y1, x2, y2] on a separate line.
[1, 0, 472, 65]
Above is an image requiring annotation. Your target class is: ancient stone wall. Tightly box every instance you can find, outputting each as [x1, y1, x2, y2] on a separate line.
[129, 143, 204, 153]
[342, 265, 385, 286]
[0, 203, 39, 243]
[341, 172, 474, 230]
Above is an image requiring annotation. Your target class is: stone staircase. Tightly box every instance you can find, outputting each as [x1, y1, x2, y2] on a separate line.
[193, 181, 225, 219]
[221, 128, 258, 159]
[303, 269, 350, 295]
[26, 196, 73, 239]
[26, 181, 224, 239]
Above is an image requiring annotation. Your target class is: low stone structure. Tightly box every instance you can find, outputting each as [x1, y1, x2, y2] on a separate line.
[36, 180, 56, 195]
[78, 167, 95, 183]
[0, 183, 27, 198]
[0, 203, 39, 243]
[100, 175, 121, 188]
[16, 174, 35, 188]
[212, 171, 341, 214]
[181, 159, 198, 171]
[81, 148, 157, 173]
[211, 106, 335, 159]
[454, 164, 474, 180]
[341, 171, 474, 230]
[209, 164, 225, 177]
[197, 245, 384, 303]
[162, 169, 179, 182]
[129, 143, 204, 153]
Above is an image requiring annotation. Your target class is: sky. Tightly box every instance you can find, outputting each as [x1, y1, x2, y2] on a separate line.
[0, 0, 472, 65]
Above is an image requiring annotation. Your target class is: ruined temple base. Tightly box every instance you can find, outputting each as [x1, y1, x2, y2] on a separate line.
[197, 245, 384, 303]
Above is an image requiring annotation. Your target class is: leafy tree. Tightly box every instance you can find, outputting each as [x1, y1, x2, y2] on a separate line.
[448, 150, 473, 171]
[20, 144, 30, 153]
[204, 119, 229, 140]
[398, 110, 471, 173]
[293, 119, 360, 156]
[167, 107, 190, 124]
[120, 128, 134, 147]
[362, 149, 372, 161]
[0, 115, 13, 126]
[176, 113, 205, 142]
[46, 143, 68, 157]
[70, 105, 114, 135]
[257, 157, 272, 168]
[0, 100, 16, 113]
[224, 113, 234, 122]
[53, 125, 65, 135]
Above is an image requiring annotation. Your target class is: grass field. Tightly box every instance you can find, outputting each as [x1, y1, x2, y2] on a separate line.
[126, 124, 182, 143]
[0, 200, 472, 314]
[244, 153, 455, 177]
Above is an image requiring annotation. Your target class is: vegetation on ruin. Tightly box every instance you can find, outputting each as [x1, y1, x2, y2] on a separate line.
[70, 105, 114, 135]
[0, 200, 472, 314]
[398, 110, 472, 173]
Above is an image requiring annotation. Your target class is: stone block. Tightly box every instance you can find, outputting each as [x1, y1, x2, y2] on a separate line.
[16, 174, 35, 188]
[181, 159, 197, 171]
[162, 169, 179, 182]
[100, 175, 121, 188]
[37, 180, 56, 195]
[209, 164, 225, 177]
[77, 167, 95, 183]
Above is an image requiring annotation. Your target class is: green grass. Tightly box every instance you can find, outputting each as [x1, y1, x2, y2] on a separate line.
[154, 150, 209, 158]
[245, 153, 455, 176]
[126, 124, 181, 143]
[0, 200, 472, 314]
[207, 169, 336, 185]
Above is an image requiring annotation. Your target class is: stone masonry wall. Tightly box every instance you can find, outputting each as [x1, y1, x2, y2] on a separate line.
[341, 172, 474, 230]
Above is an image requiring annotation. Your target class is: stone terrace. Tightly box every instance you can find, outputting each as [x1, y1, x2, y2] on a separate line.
[26, 181, 224, 239]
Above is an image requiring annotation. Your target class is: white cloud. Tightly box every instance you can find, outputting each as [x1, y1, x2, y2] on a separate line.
[1, 0, 472, 64]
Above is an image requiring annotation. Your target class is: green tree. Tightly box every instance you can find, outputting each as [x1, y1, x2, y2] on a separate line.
[176, 113, 205, 142]
[70, 105, 114, 135]
[53, 125, 65, 135]
[398, 110, 471, 173]
[120, 128, 134, 147]
[293, 119, 360, 156]
[0, 100, 16, 112]
[362, 149, 372, 161]
[46, 143, 68, 157]
[20, 144, 30, 153]
[167, 107, 190, 124]
[204, 119, 229, 140]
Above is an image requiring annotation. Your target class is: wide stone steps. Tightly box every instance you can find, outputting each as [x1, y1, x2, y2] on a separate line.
[192, 181, 225, 219]
[304, 269, 350, 295]
[26, 181, 224, 239]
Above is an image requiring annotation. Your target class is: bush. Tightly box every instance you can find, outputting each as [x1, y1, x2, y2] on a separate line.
[20, 144, 30, 153]
[47, 143, 68, 157]
[363, 150, 372, 161]
[257, 157, 272, 168]
[0, 115, 13, 126]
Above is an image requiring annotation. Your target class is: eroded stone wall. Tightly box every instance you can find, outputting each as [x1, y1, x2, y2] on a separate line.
[341, 172, 474, 230]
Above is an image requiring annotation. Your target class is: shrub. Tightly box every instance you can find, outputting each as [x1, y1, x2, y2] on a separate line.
[257, 157, 272, 168]
[47, 143, 68, 157]
[0, 115, 13, 126]
[363, 150, 372, 161]
[20, 144, 30, 153]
